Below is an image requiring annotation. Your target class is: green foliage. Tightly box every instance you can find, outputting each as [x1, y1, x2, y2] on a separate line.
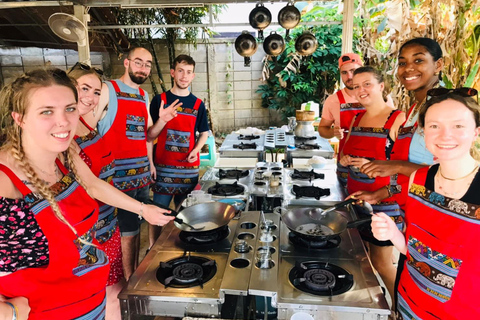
[257, 4, 344, 120]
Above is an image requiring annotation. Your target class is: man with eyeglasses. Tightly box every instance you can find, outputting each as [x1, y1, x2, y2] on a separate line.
[95, 46, 157, 280]
[147, 55, 210, 242]
[319, 53, 393, 186]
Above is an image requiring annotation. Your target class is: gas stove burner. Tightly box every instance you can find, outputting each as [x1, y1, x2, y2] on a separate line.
[208, 181, 245, 196]
[218, 168, 249, 180]
[271, 167, 282, 171]
[257, 167, 268, 171]
[271, 171, 282, 177]
[291, 169, 324, 181]
[179, 225, 230, 244]
[233, 142, 257, 150]
[238, 134, 260, 140]
[157, 256, 217, 288]
[295, 136, 317, 141]
[295, 143, 320, 150]
[289, 232, 341, 249]
[289, 261, 353, 296]
[292, 185, 330, 200]
[254, 181, 266, 186]
[304, 269, 336, 291]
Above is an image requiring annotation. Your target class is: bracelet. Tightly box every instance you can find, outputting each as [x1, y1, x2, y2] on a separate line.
[137, 202, 144, 220]
[384, 185, 393, 198]
[4, 302, 18, 320]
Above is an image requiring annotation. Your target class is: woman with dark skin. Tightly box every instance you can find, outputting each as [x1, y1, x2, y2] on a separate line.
[350, 38, 443, 206]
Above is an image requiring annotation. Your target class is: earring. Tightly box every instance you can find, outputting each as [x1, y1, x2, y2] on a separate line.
[434, 72, 439, 76]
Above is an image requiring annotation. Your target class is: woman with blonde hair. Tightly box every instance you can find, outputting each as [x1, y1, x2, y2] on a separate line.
[0, 68, 173, 319]
[69, 62, 123, 320]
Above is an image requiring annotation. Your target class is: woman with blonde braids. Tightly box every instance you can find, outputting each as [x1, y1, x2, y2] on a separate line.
[0, 69, 174, 320]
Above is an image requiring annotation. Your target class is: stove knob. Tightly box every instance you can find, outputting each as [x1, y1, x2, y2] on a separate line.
[234, 240, 250, 253]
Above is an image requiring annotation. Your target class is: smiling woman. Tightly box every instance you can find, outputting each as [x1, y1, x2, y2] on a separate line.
[371, 90, 480, 320]
[0, 68, 174, 320]
[339, 66, 405, 305]
[69, 65, 125, 320]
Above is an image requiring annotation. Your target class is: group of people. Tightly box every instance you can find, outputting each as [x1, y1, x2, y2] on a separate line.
[0, 47, 209, 319]
[320, 37, 480, 319]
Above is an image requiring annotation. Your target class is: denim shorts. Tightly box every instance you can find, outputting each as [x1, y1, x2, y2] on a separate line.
[117, 185, 150, 236]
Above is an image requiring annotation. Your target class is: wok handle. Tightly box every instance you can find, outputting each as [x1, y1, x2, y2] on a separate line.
[347, 216, 372, 228]
[145, 200, 178, 217]
[273, 206, 287, 215]
[329, 198, 357, 211]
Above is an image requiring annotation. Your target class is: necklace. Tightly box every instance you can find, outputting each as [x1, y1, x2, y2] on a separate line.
[32, 163, 59, 177]
[435, 166, 478, 198]
[439, 165, 479, 181]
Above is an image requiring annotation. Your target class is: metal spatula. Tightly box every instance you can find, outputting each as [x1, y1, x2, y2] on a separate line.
[174, 217, 205, 231]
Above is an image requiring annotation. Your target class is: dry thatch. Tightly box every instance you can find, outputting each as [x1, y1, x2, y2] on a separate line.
[356, 0, 480, 111]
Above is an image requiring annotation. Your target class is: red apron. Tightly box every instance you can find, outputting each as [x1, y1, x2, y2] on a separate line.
[389, 104, 418, 211]
[398, 166, 480, 320]
[152, 92, 200, 195]
[337, 90, 365, 186]
[343, 110, 404, 230]
[75, 117, 123, 285]
[101, 80, 151, 191]
[0, 160, 109, 320]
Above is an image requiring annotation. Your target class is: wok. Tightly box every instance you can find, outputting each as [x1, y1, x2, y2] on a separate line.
[274, 205, 371, 241]
[152, 201, 237, 233]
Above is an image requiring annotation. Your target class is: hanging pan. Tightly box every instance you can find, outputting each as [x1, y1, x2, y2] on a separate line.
[235, 30, 258, 67]
[249, 2, 272, 41]
[263, 31, 285, 56]
[295, 31, 318, 56]
[278, 1, 301, 40]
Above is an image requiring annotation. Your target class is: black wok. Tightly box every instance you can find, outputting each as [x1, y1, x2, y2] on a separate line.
[274, 206, 371, 241]
[151, 201, 236, 233]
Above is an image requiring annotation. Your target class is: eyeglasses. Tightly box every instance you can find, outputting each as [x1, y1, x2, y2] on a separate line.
[128, 59, 152, 69]
[427, 87, 478, 100]
[70, 62, 104, 76]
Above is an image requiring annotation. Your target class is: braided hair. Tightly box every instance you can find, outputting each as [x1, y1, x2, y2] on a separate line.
[0, 69, 84, 235]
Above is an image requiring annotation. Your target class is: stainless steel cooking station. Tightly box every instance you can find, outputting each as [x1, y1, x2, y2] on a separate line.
[286, 132, 334, 165]
[218, 133, 266, 161]
[120, 160, 390, 320]
[273, 206, 391, 320]
[119, 211, 265, 319]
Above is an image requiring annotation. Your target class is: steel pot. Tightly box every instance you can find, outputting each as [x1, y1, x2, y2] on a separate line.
[274, 206, 371, 241]
[278, 2, 301, 40]
[263, 31, 285, 56]
[249, 3, 272, 40]
[295, 31, 318, 56]
[235, 30, 258, 67]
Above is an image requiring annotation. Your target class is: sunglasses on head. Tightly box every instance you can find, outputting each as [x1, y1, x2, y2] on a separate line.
[70, 62, 104, 76]
[427, 87, 478, 100]
[341, 55, 359, 64]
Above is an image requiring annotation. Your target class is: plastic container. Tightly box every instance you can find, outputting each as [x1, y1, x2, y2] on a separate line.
[200, 132, 217, 167]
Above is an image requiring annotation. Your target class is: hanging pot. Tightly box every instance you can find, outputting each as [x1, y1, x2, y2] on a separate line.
[278, 2, 301, 41]
[263, 31, 285, 56]
[235, 30, 258, 67]
[249, 3, 272, 41]
[295, 31, 318, 56]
